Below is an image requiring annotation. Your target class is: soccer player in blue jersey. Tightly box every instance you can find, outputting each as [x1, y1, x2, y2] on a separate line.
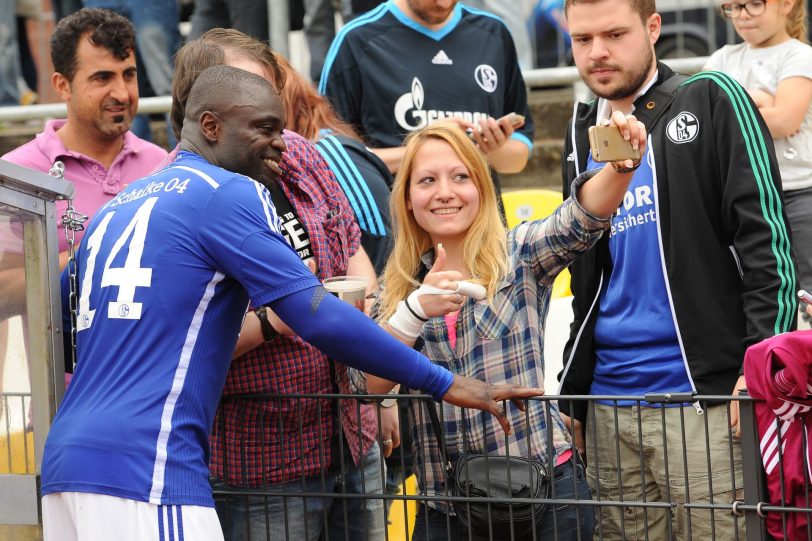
[40, 65, 542, 541]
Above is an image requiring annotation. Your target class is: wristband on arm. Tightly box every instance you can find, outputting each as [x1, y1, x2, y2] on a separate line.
[254, 306, 279, 342]
[387, 281, 487, 340]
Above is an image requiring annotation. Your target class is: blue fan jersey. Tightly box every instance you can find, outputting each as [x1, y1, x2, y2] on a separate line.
[42, 151, 320, 506]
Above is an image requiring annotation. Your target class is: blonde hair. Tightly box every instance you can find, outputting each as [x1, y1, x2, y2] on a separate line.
[786, 0, 808, 42]
[377, 121, 508, 321]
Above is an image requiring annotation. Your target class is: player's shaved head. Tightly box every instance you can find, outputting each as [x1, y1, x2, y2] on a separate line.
[184, 65, 274, 124]
[180, 64, 287, 186]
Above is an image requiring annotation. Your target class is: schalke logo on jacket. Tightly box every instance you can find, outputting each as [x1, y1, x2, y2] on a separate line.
[666, 111, 699, 144]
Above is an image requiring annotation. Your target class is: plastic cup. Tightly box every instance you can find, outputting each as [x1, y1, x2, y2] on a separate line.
[323, 276, 368, 311]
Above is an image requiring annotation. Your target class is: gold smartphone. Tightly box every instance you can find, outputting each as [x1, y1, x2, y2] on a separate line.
[588, 125, 641, 163]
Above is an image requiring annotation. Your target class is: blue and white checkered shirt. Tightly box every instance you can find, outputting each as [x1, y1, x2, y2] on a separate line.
[353, 180, 609, 509]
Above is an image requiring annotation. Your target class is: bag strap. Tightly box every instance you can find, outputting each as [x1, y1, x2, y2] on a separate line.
[425, 399, 454, 477]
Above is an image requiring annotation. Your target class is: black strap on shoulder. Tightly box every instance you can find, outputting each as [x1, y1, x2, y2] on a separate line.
[632, 72, 690, 131]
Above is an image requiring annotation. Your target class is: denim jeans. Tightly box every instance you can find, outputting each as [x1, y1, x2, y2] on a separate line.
[411, 459, 595, 541]
[213, 441, 386, 541]
[82, 0, 179, 97]
[189, 0, 269, 43]
[0, 0, 22, 105]
[303, 0, 353, 82]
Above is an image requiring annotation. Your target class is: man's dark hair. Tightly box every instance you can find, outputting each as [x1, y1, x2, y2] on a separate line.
[185, 65, 275, 124]
[51, 8, 136, 82]
[565, 0, 656, 21]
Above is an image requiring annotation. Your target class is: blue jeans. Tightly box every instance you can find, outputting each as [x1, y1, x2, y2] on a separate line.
[189, 0, 269, 42]
[0, 0, 22, 105]
[82, 0, 179, 97]
[213, 441, 386, 541]
[411, 460, 595, 541]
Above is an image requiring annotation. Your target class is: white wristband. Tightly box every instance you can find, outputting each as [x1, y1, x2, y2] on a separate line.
[387, 281, 486, 339]
[388, 297, 427, 340]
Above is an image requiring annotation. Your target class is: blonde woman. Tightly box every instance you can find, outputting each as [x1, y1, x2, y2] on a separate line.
[352, 116, 646, 540]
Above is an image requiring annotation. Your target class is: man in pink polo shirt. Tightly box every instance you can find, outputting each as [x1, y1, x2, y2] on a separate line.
[2, 8, 167, 264]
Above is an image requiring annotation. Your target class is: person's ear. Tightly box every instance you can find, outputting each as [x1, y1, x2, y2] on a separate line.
[199, 111, 221, 143]
[52, 72, 71, 102]
[779, 0, 795, 16]
[647, 13, 661, 45]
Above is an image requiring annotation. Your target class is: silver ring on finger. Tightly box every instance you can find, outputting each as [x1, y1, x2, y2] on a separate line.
[382, 439, 393, 447]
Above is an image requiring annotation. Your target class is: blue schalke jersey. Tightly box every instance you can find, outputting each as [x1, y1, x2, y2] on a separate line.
[587, 151, 693, 404]
[42, 151, 320, 506]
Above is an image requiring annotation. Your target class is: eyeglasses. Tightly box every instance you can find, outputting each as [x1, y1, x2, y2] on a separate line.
[720, 0, 767, 18]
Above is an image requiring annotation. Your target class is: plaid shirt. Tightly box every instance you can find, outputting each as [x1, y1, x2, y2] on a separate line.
[210, 131, 377, 487]
[352, 180, 609, 509]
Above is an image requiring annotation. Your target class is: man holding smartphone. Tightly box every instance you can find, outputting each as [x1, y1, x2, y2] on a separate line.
[557, 0, 797, 538]
[319, 0, 534, 175]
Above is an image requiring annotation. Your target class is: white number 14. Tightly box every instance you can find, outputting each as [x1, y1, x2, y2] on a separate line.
[77, 197, 157, 330]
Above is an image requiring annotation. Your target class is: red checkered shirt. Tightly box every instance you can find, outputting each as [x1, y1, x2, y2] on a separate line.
[209, 131, 378, 487]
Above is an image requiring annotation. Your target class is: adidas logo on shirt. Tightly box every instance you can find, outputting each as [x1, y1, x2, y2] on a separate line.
[432, 50, 453, 65]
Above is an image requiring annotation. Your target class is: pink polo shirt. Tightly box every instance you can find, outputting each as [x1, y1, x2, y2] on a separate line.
[1, 119, 168, 252]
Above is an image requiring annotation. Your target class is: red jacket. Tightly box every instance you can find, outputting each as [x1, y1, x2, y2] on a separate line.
[744, 330, 812, 540]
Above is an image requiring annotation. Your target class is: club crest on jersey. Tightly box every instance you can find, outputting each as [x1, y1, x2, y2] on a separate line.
[474, 64, 498, 93]
[666, 112, 699, 144]
[394, 77, 489, 131]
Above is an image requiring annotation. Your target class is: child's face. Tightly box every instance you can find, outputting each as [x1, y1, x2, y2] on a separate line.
[726, 0, 793, 48]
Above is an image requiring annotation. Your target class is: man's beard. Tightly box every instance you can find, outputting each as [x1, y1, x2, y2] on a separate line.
[407, 0, 457, 25]
[585, 46, 654, 101]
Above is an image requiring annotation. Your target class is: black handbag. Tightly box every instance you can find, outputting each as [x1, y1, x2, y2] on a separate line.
[426, 401, 550, 540]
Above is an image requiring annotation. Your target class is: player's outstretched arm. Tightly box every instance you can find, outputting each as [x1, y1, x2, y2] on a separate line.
[267, 286, 542, 433]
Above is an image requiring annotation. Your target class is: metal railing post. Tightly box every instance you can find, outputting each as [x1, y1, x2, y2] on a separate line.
[738, 390, 768, 541]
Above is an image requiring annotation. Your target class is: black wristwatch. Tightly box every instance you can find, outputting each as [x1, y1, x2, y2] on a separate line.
[254, 306, 279, 342]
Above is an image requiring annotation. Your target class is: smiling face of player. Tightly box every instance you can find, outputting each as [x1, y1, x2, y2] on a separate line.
[213, 83, 288, 187]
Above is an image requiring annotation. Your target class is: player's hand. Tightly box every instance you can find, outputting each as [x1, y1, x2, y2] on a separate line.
[419, 243, 466, 317]
[441, 375, 544, 434]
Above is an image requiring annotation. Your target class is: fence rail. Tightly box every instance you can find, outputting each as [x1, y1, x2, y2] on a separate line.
[204, 391, 810, 541]
[2, 388, 807, 539]
[0, 57, 709, 124]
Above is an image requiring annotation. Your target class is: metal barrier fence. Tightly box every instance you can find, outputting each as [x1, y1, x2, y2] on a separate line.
[0, 57, 710, 124]
[209, 392, 811, 541]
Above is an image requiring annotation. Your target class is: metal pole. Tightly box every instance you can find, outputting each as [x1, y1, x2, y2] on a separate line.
[739, 391, 769, 541]
[268, 0, 290, 58]
[0, 57, 711, 123]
